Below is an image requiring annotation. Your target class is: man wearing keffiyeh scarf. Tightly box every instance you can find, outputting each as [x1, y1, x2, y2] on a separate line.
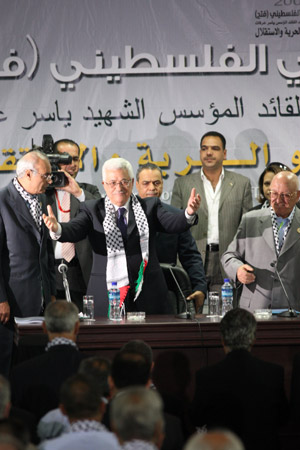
[43, 158, 200, 317]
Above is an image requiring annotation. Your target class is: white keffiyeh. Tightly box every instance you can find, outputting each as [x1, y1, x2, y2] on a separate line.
[103, 194, 149, 303]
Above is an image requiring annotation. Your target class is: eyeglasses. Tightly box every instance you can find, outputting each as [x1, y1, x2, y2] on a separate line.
[104, 179, 132, 188]
[269, 191, 297, 201]
[31, 170, 52, 181]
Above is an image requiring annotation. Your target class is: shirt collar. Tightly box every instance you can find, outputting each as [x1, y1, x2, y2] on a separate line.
[200, 167, 224, 182]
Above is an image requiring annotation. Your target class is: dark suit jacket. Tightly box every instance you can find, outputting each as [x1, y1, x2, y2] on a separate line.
[58, 196, 194, 316]
[0, 180, 56, 316]
[10, 344, 84, 421]
[46, 182, 101, 286]
[156, 203, 207, 294]
[190, 349, 288, 450]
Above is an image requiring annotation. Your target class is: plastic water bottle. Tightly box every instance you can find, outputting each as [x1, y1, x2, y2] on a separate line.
[221, 278, 233, 316]
[108, 282, 121, 321]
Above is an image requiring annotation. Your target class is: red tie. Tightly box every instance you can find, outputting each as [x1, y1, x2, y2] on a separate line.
[61, 192, 75, 262]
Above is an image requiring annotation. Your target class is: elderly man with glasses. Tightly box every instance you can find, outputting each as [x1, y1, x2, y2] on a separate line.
[222, 171, 300, 312]
[43, 157, 200, 317]
[0, 150, 56, 377]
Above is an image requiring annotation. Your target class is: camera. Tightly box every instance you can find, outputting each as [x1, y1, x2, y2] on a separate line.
[34, 135, 72, 188]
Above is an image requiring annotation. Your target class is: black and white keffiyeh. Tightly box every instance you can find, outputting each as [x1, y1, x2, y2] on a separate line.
[270, 206, 294, 255]
[103, 194, 149, 303]
[69, 420, 107, 433]
[45, 337, 78, 351]
[13, 177, 42, 232]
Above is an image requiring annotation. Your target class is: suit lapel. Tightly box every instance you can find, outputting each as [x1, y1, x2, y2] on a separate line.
[280, 209, 300, 255]
[259, 213, 276, 253]
[219, 170, 234, 211]
[192, 173, 208, 217]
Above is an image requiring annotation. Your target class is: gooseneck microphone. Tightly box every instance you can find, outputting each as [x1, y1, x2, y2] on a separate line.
[58, 261, 72, 303]
[270, 261, 297, 318]
[167, 265, 194, 320]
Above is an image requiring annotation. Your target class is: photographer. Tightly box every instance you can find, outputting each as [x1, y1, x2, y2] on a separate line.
[45, 139, 101, 311]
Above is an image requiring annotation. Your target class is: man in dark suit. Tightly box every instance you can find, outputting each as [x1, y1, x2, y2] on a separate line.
[46, 139, 101, 311]
[43, 157, 201, 317]
[190, 308, 288, 450]
[10, 301, 84, 422]
[0, 150, 56, 377]
[136, 163, 207, 313]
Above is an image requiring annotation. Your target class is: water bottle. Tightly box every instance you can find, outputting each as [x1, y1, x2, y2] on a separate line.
[108, 282, 121, 321]
[221, 278, 233, 316]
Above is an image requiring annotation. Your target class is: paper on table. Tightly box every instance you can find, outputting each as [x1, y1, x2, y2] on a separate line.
[15, 317, 44, 324]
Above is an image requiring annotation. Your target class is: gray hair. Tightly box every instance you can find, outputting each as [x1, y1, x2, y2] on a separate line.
[184, 430, 245, 450]
[110, 386, 164, 442]
[102, 157, 134, 181]
[0, 375, 10, 418]
[16, 150, 50, 178]
[44, 301, 79, 333]
[136, 163, 162, 182]
[220, 308, 256, 351]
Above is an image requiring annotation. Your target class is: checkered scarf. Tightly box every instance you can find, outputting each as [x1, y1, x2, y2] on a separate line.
[13, 177, 42, 232]
[103, 194, 149, 305]
[270, 206, 294, 255]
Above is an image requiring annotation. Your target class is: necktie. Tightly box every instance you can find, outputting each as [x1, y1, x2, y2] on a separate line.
[117, 207, 127, 240]
[278, 218, 289, 251]
[61, 192, 76, 262]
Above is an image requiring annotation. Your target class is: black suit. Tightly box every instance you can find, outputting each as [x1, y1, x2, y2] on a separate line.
[0, 180, 56, 376]
[46, 183, 101, 309]
[10, 344, 84, 421]
[58, 196, 194, 316]
[190, 349, 288, 450]
[156, 203, 207, 295]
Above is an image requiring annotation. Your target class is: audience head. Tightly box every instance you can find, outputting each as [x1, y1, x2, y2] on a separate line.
[0, 377, 10, 419]
[200, 131, 227, 173]
[110, 386, 165, 447]
[110, 349, 152, 390]
[220, 308, 256, 352]
[257, 162, 291, 204]
[0, 418, 31, 450]
[59, 373, 104, 422]
[120, 340, 153, 367]
[184, 430, 245, 450]
[43, 301, 79, 339]
[136, 163, 163, 199]
[270, 171, 300, 218]
[16, 150, 52, 195]
[78, 356, 111, 398]
[102, 158, 134, 207]
[53, 139, 80, 179]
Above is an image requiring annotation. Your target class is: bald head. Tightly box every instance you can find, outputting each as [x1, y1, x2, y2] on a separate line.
[270, 171, 300, 218]
[16, 150, 52, 195]
[184, 430, 245, 450]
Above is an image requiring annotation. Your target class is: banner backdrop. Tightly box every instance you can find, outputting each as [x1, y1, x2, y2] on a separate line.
[1, 0, 300, 202]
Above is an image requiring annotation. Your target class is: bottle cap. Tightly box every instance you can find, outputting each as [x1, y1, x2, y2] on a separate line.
[224, 278, 230, 282]
[112, 281, 117, 286]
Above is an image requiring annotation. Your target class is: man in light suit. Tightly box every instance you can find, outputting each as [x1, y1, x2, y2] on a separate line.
[43, 157, 200, 317]
[222, 171, 300, 311]
[46, 139, 101, 311]
[0, 150, 56, 377]
[171, 131, 252, 294]
[136, 163, 207, 313]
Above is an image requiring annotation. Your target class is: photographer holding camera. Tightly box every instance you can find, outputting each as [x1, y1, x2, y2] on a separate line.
[45, 138, 101, 311]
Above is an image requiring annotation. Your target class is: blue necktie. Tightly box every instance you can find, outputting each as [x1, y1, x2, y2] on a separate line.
[117, 207, 127, 240]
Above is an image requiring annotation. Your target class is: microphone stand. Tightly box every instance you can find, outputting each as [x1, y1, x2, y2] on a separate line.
[58, 261, 72, 303]
[167, 266, 193, 320]
[271, 262, 297, 318]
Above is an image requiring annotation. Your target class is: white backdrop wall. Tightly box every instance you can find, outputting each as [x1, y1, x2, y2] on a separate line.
[1, 0, 300, 202]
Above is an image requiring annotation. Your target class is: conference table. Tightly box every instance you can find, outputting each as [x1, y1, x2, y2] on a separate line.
[16, 313, 300, 399]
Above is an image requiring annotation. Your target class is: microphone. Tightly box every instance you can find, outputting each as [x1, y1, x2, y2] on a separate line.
[270, 261, 297, 317]
[167, 265, 194, 320]
[58, 260, 72, 303]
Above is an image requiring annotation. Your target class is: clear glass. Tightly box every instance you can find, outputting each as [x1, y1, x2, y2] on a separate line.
[83, 295, 94, 320]
[208, 292, 220, 316]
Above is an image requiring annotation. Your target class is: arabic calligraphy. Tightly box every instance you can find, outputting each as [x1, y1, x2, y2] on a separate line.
[258, 95, 300, 117]
[159, 96, 243, 126]
[83, 98, 145, 127]
[49, 44, 267, 89]
[0, 35, 38, 81]
[137, 143, 169, 177]
[22, 100, 72, 130]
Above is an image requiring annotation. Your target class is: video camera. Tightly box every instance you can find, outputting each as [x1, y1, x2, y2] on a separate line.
[34, 134, 72, 188]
